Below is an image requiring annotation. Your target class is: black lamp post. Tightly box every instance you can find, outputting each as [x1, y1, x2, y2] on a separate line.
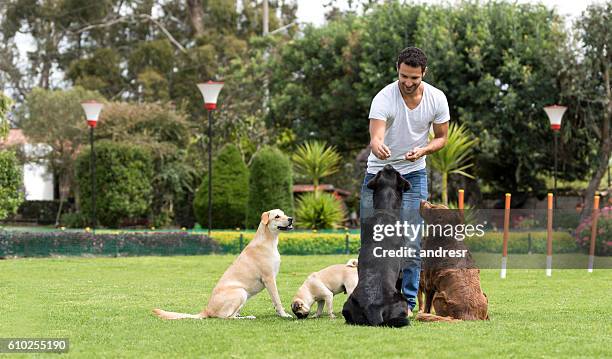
[544, 104, 567, 208]
[197, 81, 224, 237]
[81, 101, 103, 233]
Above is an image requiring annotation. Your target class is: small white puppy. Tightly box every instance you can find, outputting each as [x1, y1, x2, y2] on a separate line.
[291, 259, 358, 319]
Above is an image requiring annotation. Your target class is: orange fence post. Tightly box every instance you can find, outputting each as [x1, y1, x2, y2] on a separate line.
[546, 193, 553, 277]
[501, 193, 511, 279]
[588, 195, 601, 273]
[458, 189, 465, 210]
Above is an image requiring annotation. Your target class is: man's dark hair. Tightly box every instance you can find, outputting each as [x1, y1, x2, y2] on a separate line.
[396, 47, 427, 73]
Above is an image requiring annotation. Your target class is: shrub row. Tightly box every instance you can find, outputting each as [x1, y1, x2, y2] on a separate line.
[14, 200, 75, 224]
[209, 230, 578, 255]
[0, 231, 217, 257]
[0, 230, 579, 257]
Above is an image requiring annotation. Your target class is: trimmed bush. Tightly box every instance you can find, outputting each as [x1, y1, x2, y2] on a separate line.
[211, 231, 359, 254]
[60, 212, 89, 228]
[0, 231, 217, 257]
[15, 200, 74, 224]
[0, 229, 578, 257]
[76, 140, 153, 228]
[193, 144, 249, 229]
[295, 192, 346, 229]
[208, 230, 577, 255]
[246, 147, 294, 228]
[0, 150, 24, 221]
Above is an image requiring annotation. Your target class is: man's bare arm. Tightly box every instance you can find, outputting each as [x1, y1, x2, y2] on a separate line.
[370, 119, 390, 160]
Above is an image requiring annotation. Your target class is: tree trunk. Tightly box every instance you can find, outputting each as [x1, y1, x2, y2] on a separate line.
[187, 0, 205, 37]
[581, 66, 611, 221]
[54, 174, 71, 226]
[39, 57, 51, 89]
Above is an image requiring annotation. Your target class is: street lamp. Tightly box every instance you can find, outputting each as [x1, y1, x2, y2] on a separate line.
[544, 105, 567, 208]
[81, 100, 103, 232]
[197, 81, 224, 237]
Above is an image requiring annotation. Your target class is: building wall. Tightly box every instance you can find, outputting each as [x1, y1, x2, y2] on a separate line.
[22, 143, 54, 201]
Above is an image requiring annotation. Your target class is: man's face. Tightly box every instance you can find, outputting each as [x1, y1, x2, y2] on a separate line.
[398, 63, 425, 95]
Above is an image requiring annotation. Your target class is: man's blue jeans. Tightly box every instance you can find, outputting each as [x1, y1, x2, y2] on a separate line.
[359, 168, 428, 311]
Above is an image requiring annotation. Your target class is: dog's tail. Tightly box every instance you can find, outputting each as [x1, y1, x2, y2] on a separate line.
[152, 308, 208, 320]
[346, 259, 358, 267]
[415, 312, 460, 322]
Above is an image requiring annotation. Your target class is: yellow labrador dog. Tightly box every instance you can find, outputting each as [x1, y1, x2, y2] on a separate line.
[153, 209, 294, 319]
[291, 259, 358, 319]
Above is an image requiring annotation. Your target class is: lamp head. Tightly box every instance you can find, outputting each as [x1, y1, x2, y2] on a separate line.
[544, 105, 567, 132]
[81, 101, 103, 128]
[197, 81, 224, 110]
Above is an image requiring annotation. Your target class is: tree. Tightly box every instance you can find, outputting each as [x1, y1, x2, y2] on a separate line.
[93, 101, 198, 227]
[268, 17, 367, 153]
[270, 1, 590, 194]
[0, 92, 11, 139]
[292, 140, 341, 194]
[428, 123, 478, 205]
[0, 150, 23, 220]
[17, 87, 104, 225]
[75, 140, 153, 228]
[246, 146, 293, 228]
[193, 144, 250, 229]
[569, 2, 611, 220]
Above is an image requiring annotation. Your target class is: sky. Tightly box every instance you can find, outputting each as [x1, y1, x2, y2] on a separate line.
[296, 0, 601, 26]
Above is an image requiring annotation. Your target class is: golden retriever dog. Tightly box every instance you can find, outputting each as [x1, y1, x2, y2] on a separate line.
[291, 259, 358, 319]
[416, 201, 489, 322]
[153, 209, 294, 319]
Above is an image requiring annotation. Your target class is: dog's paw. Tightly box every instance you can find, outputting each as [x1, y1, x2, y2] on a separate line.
[278, 311, 293, 319]
[329, 313, 337, 319]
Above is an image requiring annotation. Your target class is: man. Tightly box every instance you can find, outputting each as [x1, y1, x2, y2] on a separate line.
[360, 47, 449, 312]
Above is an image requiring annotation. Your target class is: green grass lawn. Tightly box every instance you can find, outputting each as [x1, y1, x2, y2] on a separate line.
[0, 255, 610, 358]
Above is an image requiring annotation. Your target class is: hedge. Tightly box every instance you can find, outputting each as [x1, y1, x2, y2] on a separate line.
[193, 144, 249, 229]
[246, 147, 294, 228]
[76, 140, 153, 227]
[0, 150, 23, 221]
[15, 200, 75, 224]
[208, 230, 577, 255]
[0, 231, 217, 257]
[0, 230, 578, 257]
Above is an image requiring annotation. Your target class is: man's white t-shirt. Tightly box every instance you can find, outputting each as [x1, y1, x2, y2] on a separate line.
[367, 80, 450, 175]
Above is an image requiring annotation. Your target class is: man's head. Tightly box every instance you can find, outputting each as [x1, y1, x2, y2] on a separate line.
[396, 47, 427, 95]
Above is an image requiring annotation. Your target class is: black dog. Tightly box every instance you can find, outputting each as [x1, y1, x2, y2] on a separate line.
[342, 165, 411, 327]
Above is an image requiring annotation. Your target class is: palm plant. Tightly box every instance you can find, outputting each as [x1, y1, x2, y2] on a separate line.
[292, 140, 342, 196]
[428, 123, 478, 205]
[295, 192, 346, 229]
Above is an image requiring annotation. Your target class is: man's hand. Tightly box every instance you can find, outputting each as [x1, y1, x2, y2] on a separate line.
[371, 140, 391, 160]
[405, 147, 427, 162]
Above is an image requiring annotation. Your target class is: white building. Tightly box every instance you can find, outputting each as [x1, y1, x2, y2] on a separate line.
[0, 129, 54, 200]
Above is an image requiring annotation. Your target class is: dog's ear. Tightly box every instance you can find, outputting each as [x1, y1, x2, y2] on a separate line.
[261, 211, 270, 225]
[397, 172, 411, 192]
[346, 259, 358, 267]
[419, 200, 431, 218]
[366, 172, 381, 190]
